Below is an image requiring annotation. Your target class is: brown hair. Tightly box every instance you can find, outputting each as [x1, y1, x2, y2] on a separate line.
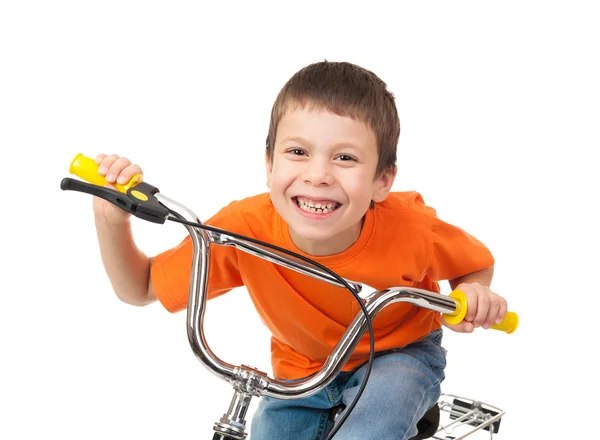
[266, 61, 400, 177]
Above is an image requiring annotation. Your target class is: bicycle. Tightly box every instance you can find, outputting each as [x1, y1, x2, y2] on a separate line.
[61, 153, 519, 440]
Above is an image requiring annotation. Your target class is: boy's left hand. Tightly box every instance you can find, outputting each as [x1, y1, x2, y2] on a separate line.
[442, 282, 508, 333]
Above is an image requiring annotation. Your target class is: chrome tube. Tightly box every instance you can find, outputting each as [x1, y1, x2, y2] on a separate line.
[156, 194, 235, 381]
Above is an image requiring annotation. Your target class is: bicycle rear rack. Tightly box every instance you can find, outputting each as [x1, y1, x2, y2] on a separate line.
[432, 394, 504, 439]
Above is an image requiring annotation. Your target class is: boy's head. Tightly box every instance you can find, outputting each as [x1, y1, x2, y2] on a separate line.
[265, 61, 400, 256]
[266, 61, 400, 178]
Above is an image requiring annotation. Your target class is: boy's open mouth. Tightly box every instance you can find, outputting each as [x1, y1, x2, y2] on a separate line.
[293, 196, 341, 214]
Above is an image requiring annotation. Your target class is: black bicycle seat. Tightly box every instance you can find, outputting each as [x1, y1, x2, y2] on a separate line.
[409, 404, 440, 439]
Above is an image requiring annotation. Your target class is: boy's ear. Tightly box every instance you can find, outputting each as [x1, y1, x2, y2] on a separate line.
[265, 154, 273, 189]
[372, 165, 397, 202]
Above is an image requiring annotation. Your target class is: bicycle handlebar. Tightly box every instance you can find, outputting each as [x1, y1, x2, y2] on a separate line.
[62, 153, 519, 401]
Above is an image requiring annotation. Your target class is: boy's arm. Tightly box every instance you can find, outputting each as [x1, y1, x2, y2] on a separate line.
[95, 216, 157, 306]
[449, 266, 494, 289]
[92, 154, 156, 306]
[427, 214, 503, 333]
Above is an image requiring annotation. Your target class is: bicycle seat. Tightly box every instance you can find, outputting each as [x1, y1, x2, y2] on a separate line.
[409, 404, 439, 439]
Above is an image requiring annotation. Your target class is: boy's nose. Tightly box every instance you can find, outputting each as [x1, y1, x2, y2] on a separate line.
[304, 160, 334, 186]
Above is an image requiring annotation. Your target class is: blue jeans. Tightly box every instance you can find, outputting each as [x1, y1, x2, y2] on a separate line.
[250, 329, 447, 440]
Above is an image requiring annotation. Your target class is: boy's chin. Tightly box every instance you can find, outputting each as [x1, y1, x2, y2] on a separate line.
[287, 222, 339, 243]
[288, 225, 333, 242]
[288, 226, 357, 256]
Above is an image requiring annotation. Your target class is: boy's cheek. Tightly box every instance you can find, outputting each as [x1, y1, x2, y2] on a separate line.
[343, 182, 374, 200]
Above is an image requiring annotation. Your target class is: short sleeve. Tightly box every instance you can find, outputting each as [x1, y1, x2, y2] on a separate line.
[150, 203, 243, 313]
[427, 217, 495, 282]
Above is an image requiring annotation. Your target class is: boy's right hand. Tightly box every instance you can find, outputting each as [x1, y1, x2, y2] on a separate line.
[93, 154, 143, 224]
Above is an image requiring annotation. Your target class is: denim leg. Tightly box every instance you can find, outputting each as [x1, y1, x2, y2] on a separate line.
[250, 378, 336, 440]
[331, 329, 447, 440]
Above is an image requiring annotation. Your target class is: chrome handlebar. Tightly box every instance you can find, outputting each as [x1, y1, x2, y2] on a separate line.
[156, 194, 460, 401]
[62, 154, 514, 439]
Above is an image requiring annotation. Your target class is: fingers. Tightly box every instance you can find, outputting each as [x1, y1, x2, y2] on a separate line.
[463, 285, 479, 323]
[479, 290, 508, 329]
[94, 154, 143, 185]
[482, 301, 499, 329]
[462, 321, 474, 333]
[471, 284, 489, 328]
[496, 296, 508, 325]
[96, 154, 120, 178]
[455, 282, 508, 331]
[118, 164, 143, 184]
[442, 317, 474, 333]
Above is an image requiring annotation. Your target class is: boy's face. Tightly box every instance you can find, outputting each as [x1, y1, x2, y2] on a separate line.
[266, 106, 396, 256]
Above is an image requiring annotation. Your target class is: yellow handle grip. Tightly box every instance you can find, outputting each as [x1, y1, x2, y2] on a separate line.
[69, 153, 142, 194]
[442, 290, 519, 334]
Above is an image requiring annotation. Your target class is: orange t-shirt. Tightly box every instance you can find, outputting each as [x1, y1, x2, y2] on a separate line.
[150, 192, 494, 379]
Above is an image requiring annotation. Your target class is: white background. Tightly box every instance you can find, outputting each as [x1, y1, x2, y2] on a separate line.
[1, 1, 598, 439]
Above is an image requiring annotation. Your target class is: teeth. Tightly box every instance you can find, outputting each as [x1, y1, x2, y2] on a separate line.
[295, 197, 339, 214]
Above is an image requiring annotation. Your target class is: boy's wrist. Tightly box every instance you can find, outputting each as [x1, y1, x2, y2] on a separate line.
[94, 213, 132, 228]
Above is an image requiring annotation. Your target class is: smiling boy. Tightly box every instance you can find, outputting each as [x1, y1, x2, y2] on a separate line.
[93, 61, 507, 439]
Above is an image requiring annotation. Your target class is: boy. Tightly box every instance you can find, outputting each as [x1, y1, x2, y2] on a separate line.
[93, 61, 508, 439]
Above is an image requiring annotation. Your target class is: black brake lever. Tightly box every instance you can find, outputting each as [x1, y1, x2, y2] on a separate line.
[60, 178, 169, 224]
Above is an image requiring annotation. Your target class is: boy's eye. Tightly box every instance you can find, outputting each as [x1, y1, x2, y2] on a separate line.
[336, 154, 355, 161]
[288, 148, 306, 156]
